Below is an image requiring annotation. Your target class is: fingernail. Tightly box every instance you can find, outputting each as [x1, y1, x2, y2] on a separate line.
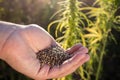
[79, 47, 88, 53]
[85, 55, 90, 61]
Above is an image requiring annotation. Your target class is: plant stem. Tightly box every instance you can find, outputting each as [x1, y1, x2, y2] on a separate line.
[96, 38, 107, 80]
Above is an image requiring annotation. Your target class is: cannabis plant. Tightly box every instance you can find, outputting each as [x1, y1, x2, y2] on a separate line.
[48, 0, 120, 80]
[48, 0, 89, 49]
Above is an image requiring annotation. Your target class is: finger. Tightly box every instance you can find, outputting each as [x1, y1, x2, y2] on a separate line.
[66, 43, 83, 54]
[47, 52, 87, 78]
[58, 54, 90, 77]
[78, 46, 88, 54]
[69, 46, 88, 57]
[35, 79, 46, 80]
[35, 65, 50, 80]
[58, 54, 89, 76]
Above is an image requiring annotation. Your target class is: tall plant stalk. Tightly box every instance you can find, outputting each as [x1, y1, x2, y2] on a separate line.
[96, 39, 106, 80]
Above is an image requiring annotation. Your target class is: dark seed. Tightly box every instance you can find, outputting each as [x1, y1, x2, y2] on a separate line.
[36, 45, 72, 68]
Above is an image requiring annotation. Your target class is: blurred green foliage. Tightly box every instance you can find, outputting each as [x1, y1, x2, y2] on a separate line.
[0, 0, 59, 28]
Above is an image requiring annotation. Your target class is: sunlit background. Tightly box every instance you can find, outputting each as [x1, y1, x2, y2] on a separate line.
[0, 0, 120, 80]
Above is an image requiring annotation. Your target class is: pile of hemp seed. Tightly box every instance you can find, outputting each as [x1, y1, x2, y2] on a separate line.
[36, 45, 72, 68]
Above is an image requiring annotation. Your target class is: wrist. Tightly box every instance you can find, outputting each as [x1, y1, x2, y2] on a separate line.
[0, 21, 20, 59]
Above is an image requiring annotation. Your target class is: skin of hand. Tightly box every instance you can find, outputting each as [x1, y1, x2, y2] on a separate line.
[0, 22, 90, 80]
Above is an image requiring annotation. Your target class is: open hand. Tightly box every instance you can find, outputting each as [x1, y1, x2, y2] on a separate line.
[0, 24, 89, 80]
